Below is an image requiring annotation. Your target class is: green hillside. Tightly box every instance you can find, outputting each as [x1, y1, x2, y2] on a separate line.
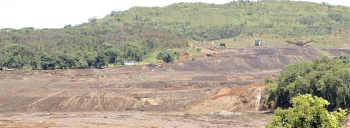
[0, 1, 350, 70]
[100, 1, 350, 41]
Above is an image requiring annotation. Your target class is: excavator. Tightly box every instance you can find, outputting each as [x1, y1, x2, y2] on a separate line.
[207, 45, 215, 50]
[286, 37, 314, 46]
[207, 43, 227, 50]
[220, 43, 228, 49]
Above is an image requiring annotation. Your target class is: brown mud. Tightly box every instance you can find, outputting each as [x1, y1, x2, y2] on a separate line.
[0, 46, 349, 127]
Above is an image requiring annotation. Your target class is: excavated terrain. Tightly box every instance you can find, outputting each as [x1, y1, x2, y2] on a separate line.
[1, 46, 350, 127]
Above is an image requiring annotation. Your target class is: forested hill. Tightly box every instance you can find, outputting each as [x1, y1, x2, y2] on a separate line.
[99, 1, 350, 40]
[0, 1, 350, 70]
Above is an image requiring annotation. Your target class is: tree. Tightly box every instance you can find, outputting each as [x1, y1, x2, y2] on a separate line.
[95, 52, 108, 68]
[145, 39, 155, 52]
[0, 44, 34, 69]
[79, 59, 89, 68]
[31, 54, 42, 70]
[39, 52, 56, 70]
[110, 11, 117, 16]
[88, 16, 97, 23]
[265, 76, 273, 83]
[266, 94, 346, 128]
[157, 50, 175, 63]
[64, 24, 72, 28]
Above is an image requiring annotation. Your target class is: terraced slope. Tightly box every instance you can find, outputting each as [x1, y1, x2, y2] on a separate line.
[169, 47, 323, 72]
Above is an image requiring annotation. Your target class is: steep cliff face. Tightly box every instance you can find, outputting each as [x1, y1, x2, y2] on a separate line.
[169, 47, 323, 73]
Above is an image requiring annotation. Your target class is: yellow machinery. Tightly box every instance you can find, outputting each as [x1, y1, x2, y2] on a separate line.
[286, 37, 314, 46]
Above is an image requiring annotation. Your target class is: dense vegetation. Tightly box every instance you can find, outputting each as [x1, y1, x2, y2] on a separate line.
[265, 55, 350, 110]
[1, 1, 350, 69]
[266, 94, 346, 128]
[0, 25, 188, 69]
[101, 1, 350, 41]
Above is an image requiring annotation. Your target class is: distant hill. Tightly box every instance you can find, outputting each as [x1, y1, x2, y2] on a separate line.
[0, 1, 350, 70]
[99, 1, 350, 41]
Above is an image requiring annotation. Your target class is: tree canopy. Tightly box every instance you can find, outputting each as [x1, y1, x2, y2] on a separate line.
[266, 94, 346, 128]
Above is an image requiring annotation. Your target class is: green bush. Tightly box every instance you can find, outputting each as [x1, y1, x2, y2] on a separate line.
[156, 50, 175, 63]
[196, 48, 201, 52]
[265, 76, 273, 83]
[266, 94, 346, 128]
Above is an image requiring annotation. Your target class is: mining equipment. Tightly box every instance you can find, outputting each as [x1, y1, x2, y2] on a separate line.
[206, 41, 227, 50]
[255, 40, 263, 46]
[220, 43, 228, 49]
[286, 37, 314, 46]
[207, 45, 215, 50]
[207, 42, 216, 50]
[154, 62, 167, 68]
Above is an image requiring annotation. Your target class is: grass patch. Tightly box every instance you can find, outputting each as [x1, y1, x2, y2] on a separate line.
[107, 64, 119, 67]
[318, 51, 332, 56]
[142, 51, 163, 64]
[142, 46, 202, 63]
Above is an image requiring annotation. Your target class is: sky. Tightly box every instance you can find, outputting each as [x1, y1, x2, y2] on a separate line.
[0, 0, 349, 29]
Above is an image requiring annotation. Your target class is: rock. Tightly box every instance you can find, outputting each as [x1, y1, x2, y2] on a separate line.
[140, 98, 159, 105]
[46, 115, 60, 119]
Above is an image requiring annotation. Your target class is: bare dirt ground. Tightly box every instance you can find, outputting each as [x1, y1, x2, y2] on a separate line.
[0, 111, 271, 128]
[1, 46, 350, 127]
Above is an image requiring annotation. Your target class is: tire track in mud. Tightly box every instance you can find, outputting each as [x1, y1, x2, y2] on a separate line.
[27, 91, 64, 106]
[27, 92, 141, 112]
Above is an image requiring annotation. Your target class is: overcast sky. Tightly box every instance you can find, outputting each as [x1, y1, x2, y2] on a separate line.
[0, 0, 349, 29]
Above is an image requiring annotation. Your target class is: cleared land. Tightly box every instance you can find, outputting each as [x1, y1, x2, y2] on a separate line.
[1, 46, 350, 127]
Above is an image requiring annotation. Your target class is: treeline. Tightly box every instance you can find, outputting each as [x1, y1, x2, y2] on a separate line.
[265, 55, 350, 110]
[0, 41, 157, 70]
